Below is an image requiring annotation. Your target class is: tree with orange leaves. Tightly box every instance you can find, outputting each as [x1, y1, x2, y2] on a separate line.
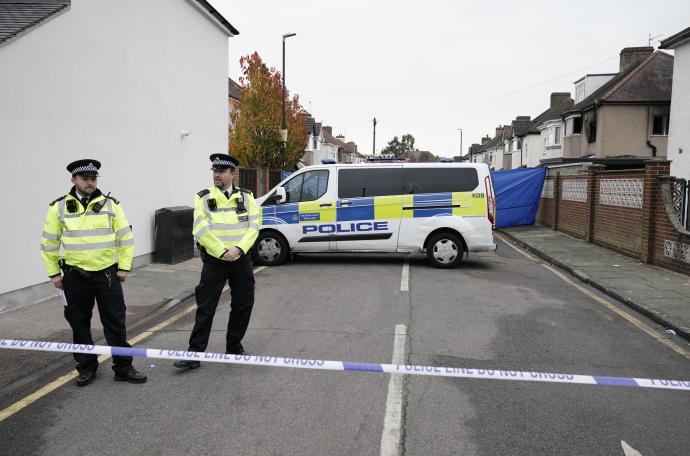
[229, 52, 307, 170]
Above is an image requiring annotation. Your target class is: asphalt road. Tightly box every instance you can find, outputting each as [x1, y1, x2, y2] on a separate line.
[1, 239, 689, 455]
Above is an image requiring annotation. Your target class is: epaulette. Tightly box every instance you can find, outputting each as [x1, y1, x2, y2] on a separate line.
[197, 189, 210, 197]
[105, 195, 120, 204]
[49, 195, 67, 206]
[238, 188, 253, 195]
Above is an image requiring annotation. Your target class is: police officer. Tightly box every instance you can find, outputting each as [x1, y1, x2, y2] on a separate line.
[174, 154, 260, 370]
[40, 159, 146, 386]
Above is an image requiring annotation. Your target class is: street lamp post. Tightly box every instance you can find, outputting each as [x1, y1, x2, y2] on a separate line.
[456, 128, 463, 157]
[281, 33, 296, 167]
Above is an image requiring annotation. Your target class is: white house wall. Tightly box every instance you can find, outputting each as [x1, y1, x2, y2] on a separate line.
[668, 43, 690, 181]
[0, 0, 230, 294]
[523, 134, 544, 168]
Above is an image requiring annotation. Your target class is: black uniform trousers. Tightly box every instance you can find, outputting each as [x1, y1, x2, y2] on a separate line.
[188, 253, 255, 353]
[62, 265, 133, 375]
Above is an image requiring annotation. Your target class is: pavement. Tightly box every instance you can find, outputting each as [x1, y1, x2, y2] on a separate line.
[0, 257, 202, 399]
[500, 225, 690, 341]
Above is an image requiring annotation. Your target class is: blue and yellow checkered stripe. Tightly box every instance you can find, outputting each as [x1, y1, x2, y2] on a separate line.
[261, 192, 485, 225]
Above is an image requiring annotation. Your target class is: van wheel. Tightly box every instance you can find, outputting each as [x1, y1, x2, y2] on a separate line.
[426, 232, 464, 269]
[253, 231, 289, 266]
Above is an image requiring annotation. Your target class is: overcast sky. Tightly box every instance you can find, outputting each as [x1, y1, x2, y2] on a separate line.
[208, 0, 689, 158]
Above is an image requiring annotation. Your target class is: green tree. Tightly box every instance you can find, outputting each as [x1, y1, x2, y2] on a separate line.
[382, 133, 416, 156]
[229, 52, 308, 169]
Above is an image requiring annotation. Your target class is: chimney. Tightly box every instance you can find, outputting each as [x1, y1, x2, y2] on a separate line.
[323, 126, 333, 136]
[495, 126, 505, 138]
[619, 47, 653, 72]
[550, 92, 571, 107]
[481, 135, 491, 144]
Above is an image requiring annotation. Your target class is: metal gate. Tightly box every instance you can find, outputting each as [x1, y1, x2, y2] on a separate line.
[269, 170, 283, 190]
[672, 178, 689, 230]
[238, 168, 258, 195]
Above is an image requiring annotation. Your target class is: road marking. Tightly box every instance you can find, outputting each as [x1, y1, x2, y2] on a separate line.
[496, 234, 690, 361]
[400, 261, 409, 292]
[380, 324, 407, 456]
[0, 266, 265, 423]
[621, 441, 643, 455]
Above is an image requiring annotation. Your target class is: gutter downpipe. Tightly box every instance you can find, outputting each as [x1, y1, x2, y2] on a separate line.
[646, 106, 657, 157]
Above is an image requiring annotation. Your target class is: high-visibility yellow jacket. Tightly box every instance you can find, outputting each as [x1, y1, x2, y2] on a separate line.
[193, 186, 260, 259]
[40, 189, 134, 276]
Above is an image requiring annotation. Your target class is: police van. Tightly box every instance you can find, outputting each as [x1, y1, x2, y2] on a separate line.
[253, 162, 496, 268]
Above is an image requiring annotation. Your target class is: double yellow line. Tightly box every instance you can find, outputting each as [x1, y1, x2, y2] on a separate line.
[0, 266, 266, 422]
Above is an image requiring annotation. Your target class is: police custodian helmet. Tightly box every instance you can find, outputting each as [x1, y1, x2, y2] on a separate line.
[209, 154, 239, 170]
[66, 159, 101, 177]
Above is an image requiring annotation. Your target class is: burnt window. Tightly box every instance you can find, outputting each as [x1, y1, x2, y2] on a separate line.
[573, 117, 583, 134]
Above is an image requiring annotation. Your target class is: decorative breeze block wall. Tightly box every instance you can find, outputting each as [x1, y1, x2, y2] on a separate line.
[599, 179, 643, 208]
[562, 180, 587, 202]
[664, 240, 690, 264]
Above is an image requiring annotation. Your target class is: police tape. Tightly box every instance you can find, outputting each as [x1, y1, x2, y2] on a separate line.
[2, 338, 689, 392]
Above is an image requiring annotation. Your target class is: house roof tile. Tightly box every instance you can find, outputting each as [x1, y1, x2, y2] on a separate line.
[0, 1, 69, 47]
[660, 26, 690, 49]
[0, 0, 238, 48]
[565, 51, 672, 114]
[519, 98, 574, 136]
[228, 77, 241, 101]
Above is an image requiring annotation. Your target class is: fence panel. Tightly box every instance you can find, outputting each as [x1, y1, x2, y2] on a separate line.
[269, 170, 283, 190]
[238, 168, 258, 195]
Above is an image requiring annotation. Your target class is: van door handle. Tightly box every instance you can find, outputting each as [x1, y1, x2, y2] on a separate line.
[340, 200, 352, 207]
[320, 203, 333, 208]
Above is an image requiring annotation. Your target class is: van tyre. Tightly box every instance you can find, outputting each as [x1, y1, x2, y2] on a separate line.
[426, 232, 464, 269]
[252, 231, 289, 266]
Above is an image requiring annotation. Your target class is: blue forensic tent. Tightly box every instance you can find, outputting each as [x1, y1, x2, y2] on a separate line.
[490, 167, 546, 227]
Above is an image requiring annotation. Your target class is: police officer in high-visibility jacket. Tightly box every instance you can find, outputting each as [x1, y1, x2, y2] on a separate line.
[174, 154, 260, 370]
[40, 159, 146, 386]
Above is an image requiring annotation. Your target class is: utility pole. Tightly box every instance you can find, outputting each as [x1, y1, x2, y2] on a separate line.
[372, 117, 377, 156]
[281, 33, 296, 168]
[456, 128, 463, 158]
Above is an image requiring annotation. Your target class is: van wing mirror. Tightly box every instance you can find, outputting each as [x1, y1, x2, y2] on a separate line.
[275, 187, 287, 204]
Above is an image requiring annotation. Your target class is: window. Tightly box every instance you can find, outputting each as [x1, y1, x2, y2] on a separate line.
[575, 83, 585, 103]
[554, 126, 561, 145]
[338, 168, 402, 198]
[282, 169, 329, 203]
[403, 168, 479, 194]
[573, 117, 583, 134]
[651, 106, 670, 135]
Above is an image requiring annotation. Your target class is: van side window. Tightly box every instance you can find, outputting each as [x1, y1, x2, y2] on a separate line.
[282, 170, 329, 203]
[403, 168, 479, 194]
[338, 168, 402, 198]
